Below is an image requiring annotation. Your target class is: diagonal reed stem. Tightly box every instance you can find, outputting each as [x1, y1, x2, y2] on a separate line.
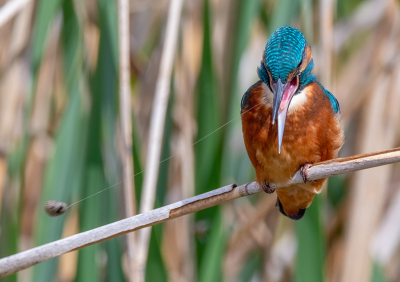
[0, 147, 399, 277]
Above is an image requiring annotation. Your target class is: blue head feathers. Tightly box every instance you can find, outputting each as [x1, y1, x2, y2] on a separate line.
[257, 26, 316, 92]
[254, 26, 340, 153]
[264, 26, 306, 82]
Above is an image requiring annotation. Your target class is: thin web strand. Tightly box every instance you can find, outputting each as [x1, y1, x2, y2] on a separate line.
[67, 103, 261, 209]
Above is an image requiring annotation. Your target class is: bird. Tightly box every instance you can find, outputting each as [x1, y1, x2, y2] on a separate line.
[241, 26, 344, 220]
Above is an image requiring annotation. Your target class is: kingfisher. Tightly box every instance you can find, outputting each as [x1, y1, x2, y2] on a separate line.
[241, 26, 344, 220]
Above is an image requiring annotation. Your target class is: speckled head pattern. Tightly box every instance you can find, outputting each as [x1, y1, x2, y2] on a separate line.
[257, 26, 311, 88]
[265, 26, 306, 82]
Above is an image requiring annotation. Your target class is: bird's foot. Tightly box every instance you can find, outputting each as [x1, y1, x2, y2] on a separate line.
[261, 181, 275, 194]
[300, 163, 312, 183]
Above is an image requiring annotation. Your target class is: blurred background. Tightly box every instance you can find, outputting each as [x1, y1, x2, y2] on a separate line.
[1, 0, 400, 281]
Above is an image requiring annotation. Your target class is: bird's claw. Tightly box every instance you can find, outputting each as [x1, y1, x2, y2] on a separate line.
[300, 163, 312, 183]
[262, 181, 275, 194]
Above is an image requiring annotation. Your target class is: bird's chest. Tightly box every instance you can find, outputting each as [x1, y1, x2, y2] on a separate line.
[252, 108, 318, 184]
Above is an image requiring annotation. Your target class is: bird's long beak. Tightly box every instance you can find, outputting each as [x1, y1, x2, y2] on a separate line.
[272, 77, 299, 153]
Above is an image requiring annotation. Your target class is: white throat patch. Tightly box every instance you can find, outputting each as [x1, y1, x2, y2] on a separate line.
[288, 89, 307, 115]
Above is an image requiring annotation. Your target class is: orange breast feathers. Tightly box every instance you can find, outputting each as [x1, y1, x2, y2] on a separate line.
[241, 80, 344, 216]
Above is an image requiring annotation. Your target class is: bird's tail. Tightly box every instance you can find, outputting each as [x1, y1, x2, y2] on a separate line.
[276, 197, 306, 220]
[275, 186, 315, 220]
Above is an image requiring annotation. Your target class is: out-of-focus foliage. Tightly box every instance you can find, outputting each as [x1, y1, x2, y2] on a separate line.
[0, 0, 400, 281]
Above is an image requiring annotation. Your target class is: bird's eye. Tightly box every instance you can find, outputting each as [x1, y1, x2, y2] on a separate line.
[297, 58, 303, 69]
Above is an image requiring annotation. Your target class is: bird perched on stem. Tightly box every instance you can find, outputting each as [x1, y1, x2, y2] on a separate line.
[241, 26, 344, 220]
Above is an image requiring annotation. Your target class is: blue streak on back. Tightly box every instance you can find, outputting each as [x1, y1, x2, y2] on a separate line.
[317, 82, 340, 114]
[299, 64, 340, 114]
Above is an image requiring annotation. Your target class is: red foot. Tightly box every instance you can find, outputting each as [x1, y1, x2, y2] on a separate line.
[300, 163, 312, 183]
[261, 181, 275, 194]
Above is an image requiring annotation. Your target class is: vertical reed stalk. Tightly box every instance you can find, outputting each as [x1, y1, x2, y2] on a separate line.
[340, 12, 399, 281]
[136, 0, 184, 281]
[319, 0, 335, 89]
[118, 0, 137, 280]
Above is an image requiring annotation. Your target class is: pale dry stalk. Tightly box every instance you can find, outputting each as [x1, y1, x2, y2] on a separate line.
[118, 0, 137, 280]
[0, 0, 32, 29]
[21, 12, 60, 239]
[161, 1, 201, 280]
[0, 61, 25, 217]
[340, 7, 400, 281]
[0, 0, 33, 219]
[224, 196, 276, 280]
[340, 76, 391, 282]
[5, 0, 33, 61]
[334, 39, 375, 124]
[136, 0, 184, 281]
[333, 0, 391, 52]
[333, 0, 393, 125]
[319, 0, 335, 90]
[371, 62, 400, 265]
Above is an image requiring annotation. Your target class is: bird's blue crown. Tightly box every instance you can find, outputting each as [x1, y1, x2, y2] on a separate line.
[257, 26, 317, 90]
[258, 26, 316, 89]
[264, 26, 306, 82]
